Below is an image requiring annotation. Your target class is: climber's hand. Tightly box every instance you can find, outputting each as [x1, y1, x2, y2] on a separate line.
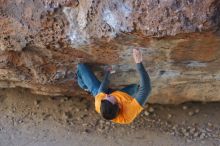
[104, 65, 116, 74]
[104, 66, 112, 72]
[133, 48, 143, 63]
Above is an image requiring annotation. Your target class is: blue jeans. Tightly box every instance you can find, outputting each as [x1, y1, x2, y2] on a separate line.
[77, 64, 138, 97]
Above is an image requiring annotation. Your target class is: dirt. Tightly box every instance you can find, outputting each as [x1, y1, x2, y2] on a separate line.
[0, 87, 219, 146]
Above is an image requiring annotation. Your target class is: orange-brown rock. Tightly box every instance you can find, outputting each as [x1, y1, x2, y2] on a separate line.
[0, 0, 220, 104]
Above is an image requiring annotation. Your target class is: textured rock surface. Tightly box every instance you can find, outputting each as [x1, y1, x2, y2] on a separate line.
[0, 0, 220, 104]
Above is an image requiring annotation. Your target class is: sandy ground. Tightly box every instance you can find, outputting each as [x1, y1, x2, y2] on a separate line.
[0, 88, 219, 146]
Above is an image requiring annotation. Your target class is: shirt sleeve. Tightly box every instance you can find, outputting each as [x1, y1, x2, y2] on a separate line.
[134, 62, 151, 106]
[97, 71, 110, 94]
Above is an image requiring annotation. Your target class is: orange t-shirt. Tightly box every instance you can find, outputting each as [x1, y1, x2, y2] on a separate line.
[95, 91, 144, 124]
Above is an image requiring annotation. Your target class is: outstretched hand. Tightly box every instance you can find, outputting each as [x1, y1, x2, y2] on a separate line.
[104, 65, 115, 74]
[104, 66, 112, 72]
[133, 48, 143, 63]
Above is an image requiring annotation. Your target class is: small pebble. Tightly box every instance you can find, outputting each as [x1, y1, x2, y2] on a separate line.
[144, 111, 150, 116]
[148, 107, 154, 113]
[172, 125, 177, 130]
[75, 108, 80, 112]
[167, 114, 172, 119]
[82, 123, 88, 127]
[182, 105, 188, 110]
[18, 120, 23, 124]
[207, 122, 212, 127]
[34, 100, 40, 106]
[206, 128, 212, 132]
[184, 132, 189, 137]
[182, 128, 187, 133]
[99, 120, 105, 124]
[188, 111, 194, 116]
[199, 133, 206, 139]
[190, 127, 196, 134]
[194, 132, 199, 137]
[195, 109, 200, 113]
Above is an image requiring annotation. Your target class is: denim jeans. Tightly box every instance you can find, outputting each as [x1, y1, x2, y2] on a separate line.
[77, 64, 138, 97]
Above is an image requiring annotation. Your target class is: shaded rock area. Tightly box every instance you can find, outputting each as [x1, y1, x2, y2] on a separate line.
[0, 0, 220, 104]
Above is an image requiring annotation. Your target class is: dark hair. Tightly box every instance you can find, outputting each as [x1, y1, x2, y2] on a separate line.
[100, 99, 119, 120]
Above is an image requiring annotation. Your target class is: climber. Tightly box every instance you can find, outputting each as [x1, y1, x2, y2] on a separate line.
[76, 48, 151, 124]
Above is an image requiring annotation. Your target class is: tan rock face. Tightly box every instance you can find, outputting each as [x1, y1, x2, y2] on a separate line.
[0, 0, 220, 104]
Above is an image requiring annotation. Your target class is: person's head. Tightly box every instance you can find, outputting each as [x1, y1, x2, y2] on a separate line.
[100, 94, 119, 120]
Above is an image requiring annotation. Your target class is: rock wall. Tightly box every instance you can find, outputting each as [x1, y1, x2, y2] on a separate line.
[0, 0, 220, 104]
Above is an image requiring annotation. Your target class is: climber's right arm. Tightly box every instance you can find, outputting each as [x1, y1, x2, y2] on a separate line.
[132, 48, 151, 106]
[134, 62, 151, 106]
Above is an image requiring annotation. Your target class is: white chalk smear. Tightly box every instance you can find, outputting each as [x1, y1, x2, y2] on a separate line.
[161, 70, 181, 78]
[102, 2, 132, 32]
[103, 9, 118, 30]
[186, 61, 207, 67]
[63, 7, 88, 46]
